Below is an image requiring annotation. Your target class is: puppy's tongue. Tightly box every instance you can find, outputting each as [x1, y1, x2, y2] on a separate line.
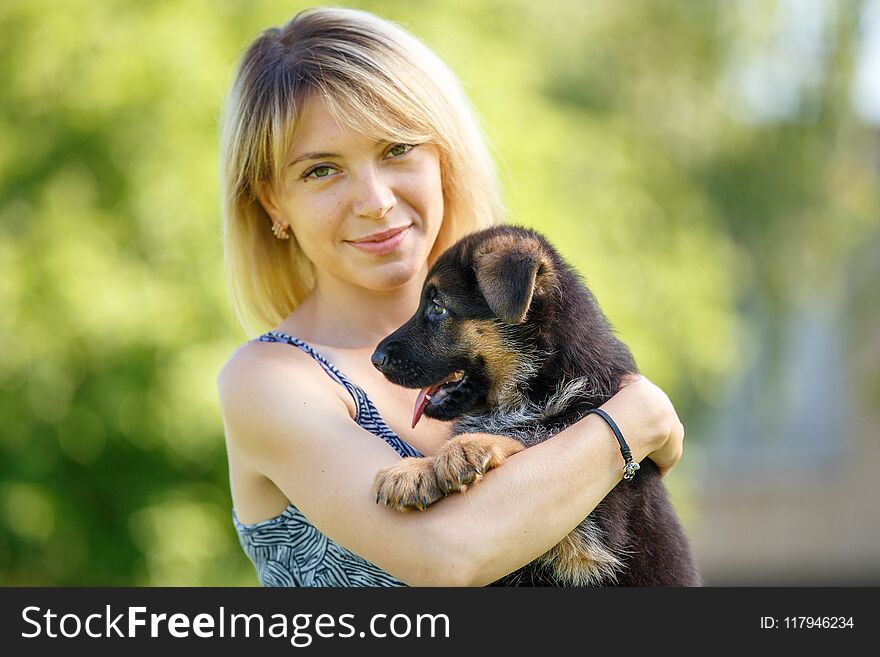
[411, 371, 464, 428]
[412, 387, 433, 428]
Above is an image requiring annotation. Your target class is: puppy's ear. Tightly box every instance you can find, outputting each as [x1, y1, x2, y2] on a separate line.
[474, 236, 553, 325]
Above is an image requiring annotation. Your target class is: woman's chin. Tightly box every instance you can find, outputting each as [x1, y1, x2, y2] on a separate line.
[353, 258, 427, 291]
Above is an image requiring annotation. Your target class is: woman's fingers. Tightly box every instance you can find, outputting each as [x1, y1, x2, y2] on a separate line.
[604, 374, 685, 477]
[654, 419, 684, 477]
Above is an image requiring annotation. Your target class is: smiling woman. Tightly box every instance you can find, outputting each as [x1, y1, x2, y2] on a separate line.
[256, 99, 445, 294]
[217, 6, 685, 587]
[219, 7, 504, 335]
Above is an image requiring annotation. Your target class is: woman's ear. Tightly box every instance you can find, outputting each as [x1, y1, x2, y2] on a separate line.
[256, 181, 282, 223]
[257, 181, 292, 240]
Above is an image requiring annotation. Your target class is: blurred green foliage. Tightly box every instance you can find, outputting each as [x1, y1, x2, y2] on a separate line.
[1, 0, 877, 584]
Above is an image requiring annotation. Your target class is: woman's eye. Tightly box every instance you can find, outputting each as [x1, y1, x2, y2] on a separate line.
[303, 165, 337, 180]
[385, 143, 414, 159]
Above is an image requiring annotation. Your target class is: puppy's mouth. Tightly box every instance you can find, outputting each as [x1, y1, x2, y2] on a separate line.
[412, 370, 467, 428]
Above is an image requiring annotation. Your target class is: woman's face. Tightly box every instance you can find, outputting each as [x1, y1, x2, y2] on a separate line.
[262, 97, 445, 293]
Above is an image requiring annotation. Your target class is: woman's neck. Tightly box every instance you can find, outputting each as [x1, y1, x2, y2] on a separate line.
[284, 266, 428, 349]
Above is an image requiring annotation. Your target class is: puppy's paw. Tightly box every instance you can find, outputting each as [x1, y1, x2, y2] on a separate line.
[433, 434, 525, 495]
[374, 458, 443, 512]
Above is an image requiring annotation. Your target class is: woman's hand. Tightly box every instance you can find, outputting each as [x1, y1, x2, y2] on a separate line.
[598, 374, 684, 477]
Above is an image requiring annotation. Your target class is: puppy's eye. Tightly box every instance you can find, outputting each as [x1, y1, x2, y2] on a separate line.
[429, 301, 447, 317]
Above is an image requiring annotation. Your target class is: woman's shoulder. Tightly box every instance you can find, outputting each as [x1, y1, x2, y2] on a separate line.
[219, 335, 299, 384]
[217, 335, 354, 420]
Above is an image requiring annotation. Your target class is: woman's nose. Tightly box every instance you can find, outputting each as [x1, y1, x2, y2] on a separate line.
[352, 169, 396, 219]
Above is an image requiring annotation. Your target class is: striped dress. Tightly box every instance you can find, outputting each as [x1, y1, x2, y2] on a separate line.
[232, 330, 423, 587]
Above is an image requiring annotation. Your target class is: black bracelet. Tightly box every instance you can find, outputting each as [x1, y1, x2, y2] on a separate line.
[585, 408, 640, 480]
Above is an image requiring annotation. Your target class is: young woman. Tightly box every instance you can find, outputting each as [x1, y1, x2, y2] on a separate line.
[217, 7, 685, 587]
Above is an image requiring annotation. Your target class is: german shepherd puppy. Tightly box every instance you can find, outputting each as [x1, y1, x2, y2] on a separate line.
[371, 225, 699, 586]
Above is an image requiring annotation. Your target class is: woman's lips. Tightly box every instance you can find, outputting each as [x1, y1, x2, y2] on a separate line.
[346, 226, 410, 255]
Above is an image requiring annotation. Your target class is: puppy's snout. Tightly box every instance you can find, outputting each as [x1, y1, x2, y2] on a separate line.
[371, 343, 390, 372]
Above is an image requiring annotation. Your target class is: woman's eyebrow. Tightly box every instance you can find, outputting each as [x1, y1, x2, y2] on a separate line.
[288, 151, 340, 166]
[287, 140, 397, 166]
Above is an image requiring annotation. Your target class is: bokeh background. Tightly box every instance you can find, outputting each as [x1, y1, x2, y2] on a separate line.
[1, 0, 878, 586]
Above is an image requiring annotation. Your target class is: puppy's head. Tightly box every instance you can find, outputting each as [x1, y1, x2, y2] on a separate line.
[372, 226, 558, 426]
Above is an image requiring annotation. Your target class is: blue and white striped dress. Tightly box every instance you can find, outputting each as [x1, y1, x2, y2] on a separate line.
[233, 330, 423, 587]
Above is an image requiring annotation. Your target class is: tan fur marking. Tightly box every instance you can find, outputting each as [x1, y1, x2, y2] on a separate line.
[538, 521, 625, 586]
[431, 433, 524, 495]
[458, 320, 522, 407]
[472, 234, 555, 279]
[472, 233, 535, 258]
[374, 458, 443, 511]
[374, 434, 524, 512]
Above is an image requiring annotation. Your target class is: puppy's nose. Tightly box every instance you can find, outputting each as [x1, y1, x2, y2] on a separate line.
[371, 345, 388, 372]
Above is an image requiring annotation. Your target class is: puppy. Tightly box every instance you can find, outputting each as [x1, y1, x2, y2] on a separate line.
[371, 225, 699, 586]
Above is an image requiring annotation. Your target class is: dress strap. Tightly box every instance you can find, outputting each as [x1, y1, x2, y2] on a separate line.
[255, 331, 423, 458]
[258, 331, 360, 400]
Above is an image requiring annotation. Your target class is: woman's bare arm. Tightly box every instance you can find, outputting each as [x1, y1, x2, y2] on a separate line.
[218, 343, 682, 586]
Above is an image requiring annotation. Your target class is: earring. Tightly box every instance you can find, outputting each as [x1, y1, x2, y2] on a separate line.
[271, 223, 290, 240]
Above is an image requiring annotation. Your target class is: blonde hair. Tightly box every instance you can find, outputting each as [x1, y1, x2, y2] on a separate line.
[220, 7, 504, 334]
